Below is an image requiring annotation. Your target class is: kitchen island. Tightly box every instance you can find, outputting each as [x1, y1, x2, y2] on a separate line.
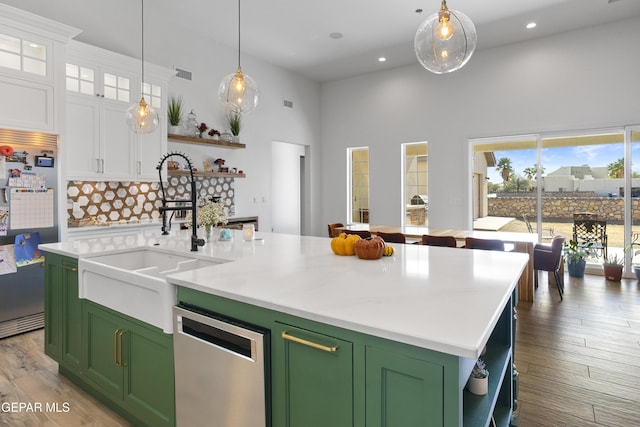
[40, 228, 528, 427]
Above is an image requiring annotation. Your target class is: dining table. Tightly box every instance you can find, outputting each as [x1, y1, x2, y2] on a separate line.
[335, 224, 538, 303]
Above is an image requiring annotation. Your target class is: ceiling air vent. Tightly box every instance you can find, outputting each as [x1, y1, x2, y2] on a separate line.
[175, 67, 192, 81]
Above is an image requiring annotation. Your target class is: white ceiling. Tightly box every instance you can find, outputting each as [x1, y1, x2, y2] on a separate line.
[3, 0, 640, 82]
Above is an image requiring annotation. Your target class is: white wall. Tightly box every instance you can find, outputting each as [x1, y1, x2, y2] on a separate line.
[147, 37, 322, 235]
[320, 16, 640, 231]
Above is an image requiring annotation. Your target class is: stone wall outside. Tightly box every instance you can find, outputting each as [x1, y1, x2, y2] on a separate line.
[487, 195, 639, 223]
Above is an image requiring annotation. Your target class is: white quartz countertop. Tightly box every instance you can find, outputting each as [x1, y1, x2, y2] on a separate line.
[40, 228, 528, 359]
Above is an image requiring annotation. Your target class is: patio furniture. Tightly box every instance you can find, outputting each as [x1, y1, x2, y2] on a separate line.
[421, 235, 457, 247]
[573, 212, 597, 221]
[376, 231, 406, 244]
[522, 214, 555, 240]
[464, 237, 505, 252]
[572, 219, 607, 259]
[533, 235, 566, 300]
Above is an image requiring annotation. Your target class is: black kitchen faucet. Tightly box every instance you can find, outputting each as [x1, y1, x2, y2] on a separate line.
[156, 152, 205, 251]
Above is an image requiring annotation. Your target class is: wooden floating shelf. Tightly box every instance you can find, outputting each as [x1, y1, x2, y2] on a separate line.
[168, 134, 246, 149]
[167, 170, 246, 178]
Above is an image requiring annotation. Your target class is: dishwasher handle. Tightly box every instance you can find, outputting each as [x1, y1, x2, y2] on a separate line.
[175, 306, 264, 361]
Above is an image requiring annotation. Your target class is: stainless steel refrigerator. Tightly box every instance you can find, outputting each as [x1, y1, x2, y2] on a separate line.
[0, 129, 58, 339]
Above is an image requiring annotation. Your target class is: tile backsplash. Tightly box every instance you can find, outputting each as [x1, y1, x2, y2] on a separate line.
[67, 177, 236, 226]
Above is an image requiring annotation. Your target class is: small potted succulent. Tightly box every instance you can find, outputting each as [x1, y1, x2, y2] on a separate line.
[227, 112, 241, 142]
[197, 122, 208, 138]
[167, 96, 183, 134]
[467, 358, 489, 395]
[208, 128, 220, 140]
[603, 253, 623, 282]
[563, 240, 594, 278]
[624, 234, 640, 280]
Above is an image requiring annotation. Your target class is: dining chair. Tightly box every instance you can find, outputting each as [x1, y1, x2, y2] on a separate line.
[376, 232, 406, 244]
[421, 235, 457, 248]
[533, 235, 566, 300]
[327, 223, 344, 238]
[464, 237, 505, 251]
[346, 230, 371, 239]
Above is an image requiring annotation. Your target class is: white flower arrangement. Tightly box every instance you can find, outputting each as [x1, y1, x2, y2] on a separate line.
[186, 198, 228, 229]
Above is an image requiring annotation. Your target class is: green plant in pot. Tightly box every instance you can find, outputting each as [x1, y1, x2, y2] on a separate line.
[603, 253, 624, 282]
[227, 112, 241, 142]
[563, 240, 593, 278]
[624, 235, 640, 280]
[168, 96, 183, 134]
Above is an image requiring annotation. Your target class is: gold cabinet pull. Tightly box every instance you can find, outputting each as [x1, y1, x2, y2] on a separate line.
[117, 329, 127, 367]
[114, 329, 127, 366]
[281, 331, 339, 353]
[114, 329, 121, 366]
[62, 264, 78, 272]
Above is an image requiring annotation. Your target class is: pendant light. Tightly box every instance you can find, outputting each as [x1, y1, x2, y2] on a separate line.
[218, 0, 259, 114]
[414, 0, 477, 74]
[126, 0, 159, 133]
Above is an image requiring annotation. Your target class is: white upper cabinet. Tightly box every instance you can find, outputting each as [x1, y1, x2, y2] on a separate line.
[65, 41, 170, 181]
[0, 4, 80, 132]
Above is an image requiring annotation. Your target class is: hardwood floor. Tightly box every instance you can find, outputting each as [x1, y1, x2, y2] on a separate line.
[1, 273, 638, 426]
[514, 273, 640, 426]
[0, 330, 129, 426]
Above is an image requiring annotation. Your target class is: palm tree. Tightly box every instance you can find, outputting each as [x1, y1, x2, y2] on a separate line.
[496, 157, 513, 185]
[608, 158, 624, 178]
[523, 165, 545, 181]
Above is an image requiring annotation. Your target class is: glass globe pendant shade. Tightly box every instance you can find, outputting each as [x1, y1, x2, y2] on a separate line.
[126, 97, 159, 134]
[414, 1, 477, 74]
[218, 66, 259, 114]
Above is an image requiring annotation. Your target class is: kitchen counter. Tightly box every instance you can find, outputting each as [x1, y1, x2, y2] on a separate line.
[41, 228, 527, 359]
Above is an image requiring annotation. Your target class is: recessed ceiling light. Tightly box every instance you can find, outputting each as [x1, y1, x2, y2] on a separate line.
[526, 22, 537, 29]
[329, 32, 343, 40]
[378, 57, 386, 62]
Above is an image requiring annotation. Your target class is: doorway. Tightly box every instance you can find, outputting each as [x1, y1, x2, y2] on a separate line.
[271, 141, 307, 235]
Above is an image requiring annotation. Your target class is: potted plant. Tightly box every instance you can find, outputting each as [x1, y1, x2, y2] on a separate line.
[563, 240, 593, 278]
[603, 253, 623, 282]
[624, 235, 640, 280]
[227, 112, 241, 142]
[168, 96, 183, 135]
[467, 358, 488, 395]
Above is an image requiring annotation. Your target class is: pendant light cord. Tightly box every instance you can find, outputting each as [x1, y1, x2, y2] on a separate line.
[141, 0, 145, 86]
[237, 0, 241, 68]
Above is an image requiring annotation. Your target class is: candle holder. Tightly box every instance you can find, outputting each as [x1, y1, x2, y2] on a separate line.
[242, 223, 255, 241]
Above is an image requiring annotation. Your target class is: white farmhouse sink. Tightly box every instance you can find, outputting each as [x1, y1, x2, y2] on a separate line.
[78, 248, 222, 333]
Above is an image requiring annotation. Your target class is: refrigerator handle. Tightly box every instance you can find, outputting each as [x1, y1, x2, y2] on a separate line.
[2, 188, 6, 204]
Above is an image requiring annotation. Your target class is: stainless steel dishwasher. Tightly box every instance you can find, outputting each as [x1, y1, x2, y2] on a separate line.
[173, 304, 270, 427]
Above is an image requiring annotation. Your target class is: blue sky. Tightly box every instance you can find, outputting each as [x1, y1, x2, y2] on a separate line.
[486, 143, 636, 183]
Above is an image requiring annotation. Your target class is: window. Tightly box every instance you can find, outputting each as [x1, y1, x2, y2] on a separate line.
[403, 142, 428, 227]
[0, 32, 46, 76]
[348, 147, 369, 224]
[142, 82, 162, 109]
[66, 63, 95, 95]
[103, 72, 130, 102]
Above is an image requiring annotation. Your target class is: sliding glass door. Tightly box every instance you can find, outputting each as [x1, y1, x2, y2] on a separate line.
[472, 126, 638, 274]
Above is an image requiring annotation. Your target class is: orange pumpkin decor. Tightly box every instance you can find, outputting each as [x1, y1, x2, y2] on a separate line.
[355, 236, 385, 260]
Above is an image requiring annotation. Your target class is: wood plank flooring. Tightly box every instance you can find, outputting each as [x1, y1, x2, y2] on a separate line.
[514, 273, 640, 426]
[0, 273, 638, 426]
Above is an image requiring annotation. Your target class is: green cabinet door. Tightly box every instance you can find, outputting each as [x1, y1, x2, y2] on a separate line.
[83, 301, 175, 427]
[44, 253, 63, 360]
[275, 323, 353, 427]
[83, 302, 124, 399]
[44, 253, 82, 373]
[122, 319, 175, 427]
[365, 346, 444, 427]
